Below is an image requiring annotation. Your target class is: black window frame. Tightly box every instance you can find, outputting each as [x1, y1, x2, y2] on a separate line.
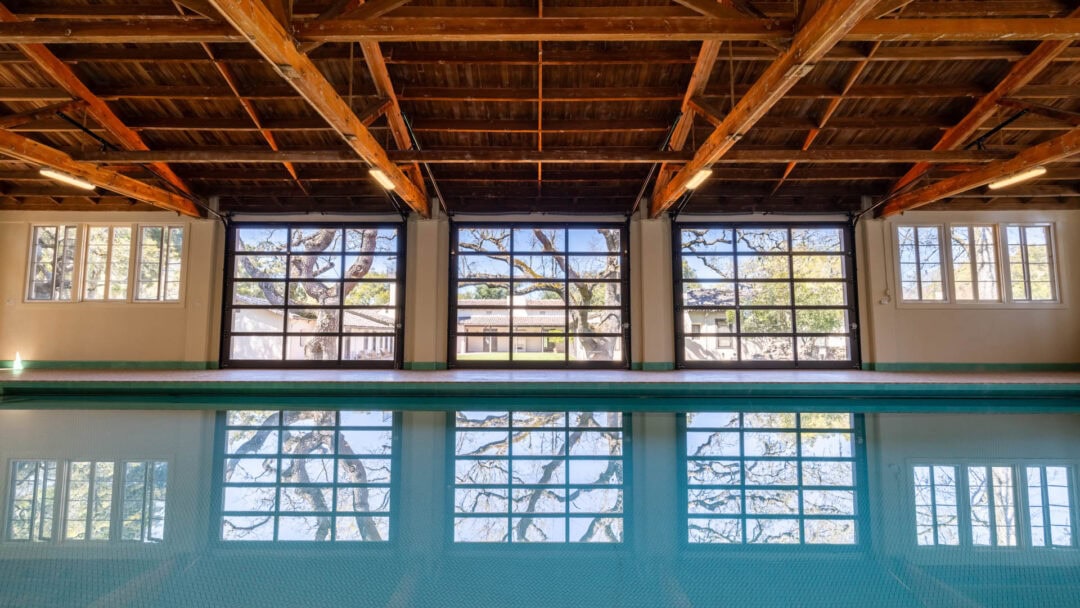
[446, 410, 633, 546]
[678, 412, 870, 550]
[673, 221, 860, 369]
[221, 222, 406, 369]
[449, 221, 630, 370]
[211, 410, 403, 545]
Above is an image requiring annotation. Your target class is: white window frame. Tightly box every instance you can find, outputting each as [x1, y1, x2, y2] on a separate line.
[1002, 223, 1059, 304]
[23, 223, 188, 305]
[24, 224, 81, 303]
[3, 458, 169, 546]
[896, 224, 949, 303]
[893, 222, 1062, 308]
[909, 460, 1077, 550]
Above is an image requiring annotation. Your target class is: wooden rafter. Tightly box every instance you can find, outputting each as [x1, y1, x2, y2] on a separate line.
[880, 127, 1080, 216]
[205, 0, 428, 216]
[0, 129, 200, 216]
[0, 2, 193, 196]
[890, 6, 1080, 193]
[770, 40, 884, 194]
[200, 42, 308, 195]
[649, 40, 721, 213]
[998, 98, 1080, 127]
[69, 147, 1016, 165]
[0, 100, 86, 129]
[0, 18, 1078, 43]
[649, 0, 883, 217]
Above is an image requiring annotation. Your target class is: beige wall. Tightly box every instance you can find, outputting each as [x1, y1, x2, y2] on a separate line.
[0, 409, 215, 557]
[870, 412, 1080, 565]
[0, 211, 223, 365]
[859, 210, 1080, 366]
[3, 208, 1078, 367]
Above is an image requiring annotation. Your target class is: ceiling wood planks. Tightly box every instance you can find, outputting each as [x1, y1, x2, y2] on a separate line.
[0, 129, 201, 216]
[880, 127, 1080, 215]
[205, 0, 428, 216]
[649, 0, 885, 217]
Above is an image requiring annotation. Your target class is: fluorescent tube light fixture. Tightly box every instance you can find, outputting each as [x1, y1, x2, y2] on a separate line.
[369, 168, 396, 190]
[987, 166, 1046, 190]
[39, 168, 95, 190]
[685, 168, 713, 190]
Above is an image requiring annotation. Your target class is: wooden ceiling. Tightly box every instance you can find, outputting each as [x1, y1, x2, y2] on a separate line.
[0, 0, 1077, 217]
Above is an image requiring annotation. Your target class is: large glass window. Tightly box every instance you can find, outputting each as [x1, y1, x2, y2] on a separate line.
[5, 459, 167, 544]
[219, 410, 397, 542]
[452, 411, 627, 543]
[684, 412, 861, 545]
[224, 224, 403, 367]
[121, 461, 168, 543]
[913, 463, 1074, 548]
[26, 223, 183, 303]
[451, 224, 627, 368]
[5, 460, 58, 541]
[26, 225, 77, 301]
[64, 461, 115, 541]
[676, 224, 857, 367]
[895, 223, 1059, 304]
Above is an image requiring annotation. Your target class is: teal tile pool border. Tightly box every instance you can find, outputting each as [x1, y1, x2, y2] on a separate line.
[2, 378, 1079, 413]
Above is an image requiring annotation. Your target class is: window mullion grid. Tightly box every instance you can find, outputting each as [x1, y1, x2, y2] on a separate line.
[336, 248, 345, 363]
[1019, 229, 1032, 301]
[563, 414, 570, 542]
[50, 227, 64, 301]
[787, 230, 797, 365]
[913, 229, 924, 301]
[987, 466, 999, 547]
[958, 466, 973, 547]
[796, 414, 805, 543]
[1043, 465, 1060, 547]
[140, 462, 152, 543]
[733, 240, 743, 362]
[739, 413, 747, 542]
[274, 416, 284, 540]
[507, 415, 515, 541]
[155, 226, 167, 301]
[928, 467, 940, 546]
[562, 229, 569, 364]
[28, 463, 41, 542]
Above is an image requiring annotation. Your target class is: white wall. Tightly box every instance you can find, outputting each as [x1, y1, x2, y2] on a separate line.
[0, 211, 224, 365]
[859, 210, 1080, 366]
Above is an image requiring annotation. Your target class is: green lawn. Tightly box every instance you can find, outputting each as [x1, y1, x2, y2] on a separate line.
[456, 352, 565, 361]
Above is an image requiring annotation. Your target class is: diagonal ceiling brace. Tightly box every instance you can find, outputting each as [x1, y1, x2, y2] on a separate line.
[206, 0, 428, 216]
[649, 0, 885, 217]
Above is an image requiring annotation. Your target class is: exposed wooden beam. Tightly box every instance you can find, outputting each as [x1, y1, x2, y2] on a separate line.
[865, 0, 915, 19]
[997, 98, 1080, 127]
[22, 44, 1079, 65]
[650, 0, 883, 217]
[16, 82, 1065, 102]
[650, 39, 722, 213]
[0, 2, 193, 196]
[880, 127, 1080, 216]
[340, 0, 411, 19]
[360, 38, 427, 203]
[70, 147, 1015, 165]
[206, 0, 428, 216]
[0, 100, 86, 129]
[796, 0, 827, 30]
[261, 0, 293, 29]
[889, 6, 1080, 193]
[0, 129, 200, 216]
[0, 17, 1078, 44]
